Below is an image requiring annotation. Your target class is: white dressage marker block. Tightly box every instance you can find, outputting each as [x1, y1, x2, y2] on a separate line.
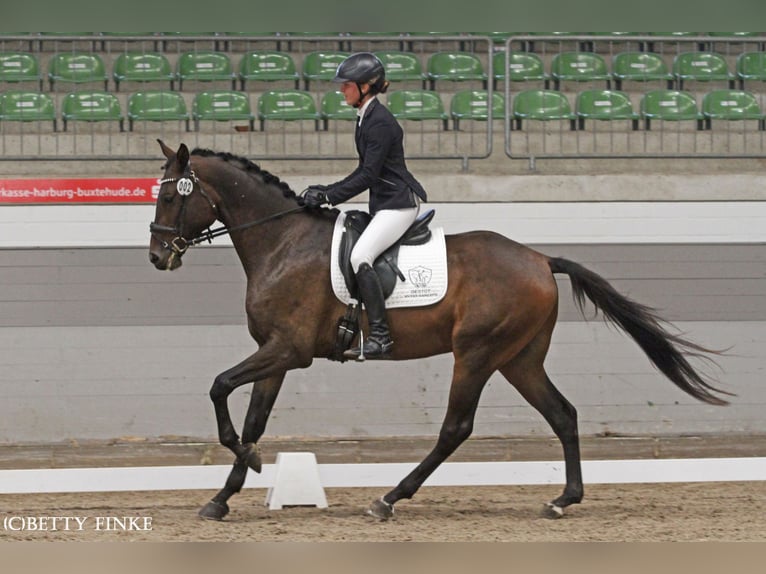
[265, 452, 328, 510]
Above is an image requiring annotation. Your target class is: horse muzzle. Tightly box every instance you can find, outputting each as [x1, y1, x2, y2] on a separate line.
[150, 223, 189, 270]
[149, 248, 184, 271]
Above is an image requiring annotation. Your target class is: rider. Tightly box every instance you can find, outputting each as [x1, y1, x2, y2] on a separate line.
[303, 52, 428, 360]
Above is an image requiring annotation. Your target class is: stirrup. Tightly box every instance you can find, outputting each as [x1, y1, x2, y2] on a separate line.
[343, 336, 393, 362]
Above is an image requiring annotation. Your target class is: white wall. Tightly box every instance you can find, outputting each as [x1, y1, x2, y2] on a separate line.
[2, 201, 766, 247]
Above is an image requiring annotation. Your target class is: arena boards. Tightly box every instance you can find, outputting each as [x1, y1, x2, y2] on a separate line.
[1, 457, 765, 494]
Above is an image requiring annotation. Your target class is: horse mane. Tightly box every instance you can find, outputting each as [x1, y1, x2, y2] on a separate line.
[191, 148, 298, 201]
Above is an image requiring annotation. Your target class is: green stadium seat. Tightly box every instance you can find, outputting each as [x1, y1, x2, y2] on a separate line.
[611, 52, 673, 91]
[639, 89, 702, 130]
[127, 91, 189, 131]
[512, 89, 576, 131]
[375, 51, 426, 87]
[701, 89, 764, 130]
[387, 90, 449, 130]
[177, 51, 236, 91]
[550, 52, 611, 90]
[575, 89, 639, 130]
[0, 52, 42, 91]
[449, 89, 504, 130]
[238, 51, 300, 90]
[257, 89, 320, 131]
[0, 90, 57, 131]
[48, 52, 109, 91]
[426, 51, 487, 90]
[736, 52, 766, 89]
[113, 52, 176, 91]
[192, 90, 254, 131]
[320, 90, 356, 130]
[301, 51, 349, 90]
[61, 91, 123, 131]
[672, 52, 735, 90]
[492, 51, 549, 90]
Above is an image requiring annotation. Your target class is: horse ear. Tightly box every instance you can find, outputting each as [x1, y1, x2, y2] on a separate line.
[177, 143, 190, 169]
[157, 139, 175, 161]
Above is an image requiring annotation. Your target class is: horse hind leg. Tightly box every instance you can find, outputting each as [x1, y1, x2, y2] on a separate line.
[500, 349, 583, 518]
[370, 358, 493, 520]
[199, 374, 285, 521]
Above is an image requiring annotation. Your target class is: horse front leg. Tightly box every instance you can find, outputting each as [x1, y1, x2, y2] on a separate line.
[210, 344, 299, 457]
[201, 343, 308, 519]
[199, 374, 285, 521]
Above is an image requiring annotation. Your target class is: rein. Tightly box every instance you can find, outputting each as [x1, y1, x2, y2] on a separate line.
[186, 205, 306, 247]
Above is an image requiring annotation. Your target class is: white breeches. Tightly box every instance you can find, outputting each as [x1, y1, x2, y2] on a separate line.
[350, 206, 420, 273]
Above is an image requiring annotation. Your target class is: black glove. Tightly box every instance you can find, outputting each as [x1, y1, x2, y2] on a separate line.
[303, 186, 329, 208]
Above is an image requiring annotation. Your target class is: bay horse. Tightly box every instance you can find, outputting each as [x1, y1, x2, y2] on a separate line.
[148, 140, 730, 521]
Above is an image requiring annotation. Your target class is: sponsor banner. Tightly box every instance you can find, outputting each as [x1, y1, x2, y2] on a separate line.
[0, 178, 161, 204]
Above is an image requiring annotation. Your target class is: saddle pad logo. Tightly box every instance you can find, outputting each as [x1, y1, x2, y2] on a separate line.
[408, 265, 432, 288]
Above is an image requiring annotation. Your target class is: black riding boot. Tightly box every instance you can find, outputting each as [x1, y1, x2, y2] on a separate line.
[344, 263, 393, 361]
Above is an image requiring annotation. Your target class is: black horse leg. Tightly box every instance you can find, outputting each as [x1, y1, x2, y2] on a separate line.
[209, 344, 296, 460]
[500, 361, 583, 518]
[369, 361, 491, 519]
[199, 374, 285, 521]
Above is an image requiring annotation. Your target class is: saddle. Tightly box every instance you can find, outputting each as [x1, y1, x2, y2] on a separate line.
[338, 208, 435, 301]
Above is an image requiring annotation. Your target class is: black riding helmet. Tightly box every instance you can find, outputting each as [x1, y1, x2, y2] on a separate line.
[333, 52, 388, 105]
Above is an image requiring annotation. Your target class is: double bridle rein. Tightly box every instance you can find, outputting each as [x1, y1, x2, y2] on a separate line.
[149, 165, 305, 261]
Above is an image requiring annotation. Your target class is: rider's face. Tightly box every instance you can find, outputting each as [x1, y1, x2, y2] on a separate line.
[341, 81, 366, 106]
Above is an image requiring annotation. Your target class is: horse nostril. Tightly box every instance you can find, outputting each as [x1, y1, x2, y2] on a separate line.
[149, 252, 160, 264]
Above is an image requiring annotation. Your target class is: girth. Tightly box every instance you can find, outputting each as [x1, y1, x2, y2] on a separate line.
[338, 208, 435, 300]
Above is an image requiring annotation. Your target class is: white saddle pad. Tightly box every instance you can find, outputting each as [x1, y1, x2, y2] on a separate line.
[330, 212, 448, 308]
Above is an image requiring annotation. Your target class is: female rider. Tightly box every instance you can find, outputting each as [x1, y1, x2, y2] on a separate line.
[303, 52, 428, 360]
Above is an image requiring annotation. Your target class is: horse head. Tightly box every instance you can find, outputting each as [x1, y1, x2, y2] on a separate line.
[149, 140, 220, 270]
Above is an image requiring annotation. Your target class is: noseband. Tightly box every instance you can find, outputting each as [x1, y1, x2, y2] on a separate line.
[149, 165, 219, 258]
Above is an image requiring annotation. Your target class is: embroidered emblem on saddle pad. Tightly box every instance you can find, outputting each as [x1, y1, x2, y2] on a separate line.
[330, 210, 448, 308]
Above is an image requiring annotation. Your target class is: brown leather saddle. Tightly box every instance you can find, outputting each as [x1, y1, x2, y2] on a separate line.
[338, 208, 435, 300]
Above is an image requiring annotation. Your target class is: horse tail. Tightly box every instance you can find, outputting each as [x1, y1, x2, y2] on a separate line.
[548, 256, 731, 406]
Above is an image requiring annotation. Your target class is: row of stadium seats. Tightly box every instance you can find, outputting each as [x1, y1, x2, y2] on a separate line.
[4, 50, 766, 95]
[2, 87, 763, 133]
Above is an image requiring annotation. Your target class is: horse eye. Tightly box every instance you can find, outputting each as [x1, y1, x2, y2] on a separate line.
[162, 193, 174, 204]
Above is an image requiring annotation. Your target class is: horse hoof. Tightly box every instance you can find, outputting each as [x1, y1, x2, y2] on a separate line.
[367, 497, 394, 521]
[242, 443, 262, 473]
[199, 500, 229, 521]
[541, 502, 564, 519]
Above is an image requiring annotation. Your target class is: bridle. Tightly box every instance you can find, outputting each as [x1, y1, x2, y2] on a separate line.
[150, 162, 306, 262]
[149, 164, 219, 259]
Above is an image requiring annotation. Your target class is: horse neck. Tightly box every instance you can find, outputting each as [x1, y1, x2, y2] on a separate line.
[201, 161, 325, 271]
[207, 165, 296, 229]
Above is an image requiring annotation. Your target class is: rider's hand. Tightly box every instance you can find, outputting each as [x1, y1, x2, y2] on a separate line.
[303, 186, 329, 208]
